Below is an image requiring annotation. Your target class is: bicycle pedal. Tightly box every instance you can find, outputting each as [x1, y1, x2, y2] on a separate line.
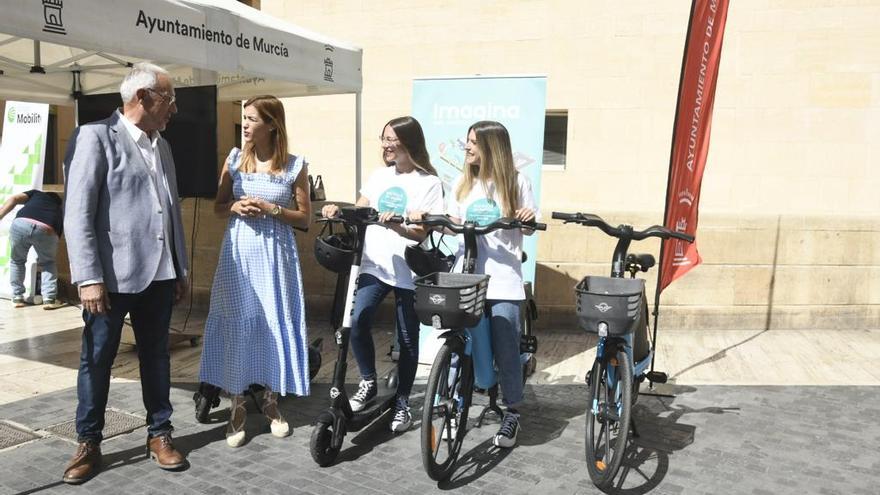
[597, 407, 619, 423]
[646, 371, 668, 384]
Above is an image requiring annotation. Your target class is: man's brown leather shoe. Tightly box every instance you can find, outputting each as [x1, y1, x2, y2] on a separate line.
[62, 441, 101, 484]
[147, 433, 186, 469]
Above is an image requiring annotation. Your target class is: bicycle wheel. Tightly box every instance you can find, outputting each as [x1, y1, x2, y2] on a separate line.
[421, 341, 473, 481]
[585, 349, 633, 489]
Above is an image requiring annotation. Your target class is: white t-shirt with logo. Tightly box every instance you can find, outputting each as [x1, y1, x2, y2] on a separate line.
[360, 165, 444, 289]
[447, 173, 539, 301]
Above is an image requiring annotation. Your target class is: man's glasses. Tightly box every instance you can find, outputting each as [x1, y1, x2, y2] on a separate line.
[146, 88, 176, 105]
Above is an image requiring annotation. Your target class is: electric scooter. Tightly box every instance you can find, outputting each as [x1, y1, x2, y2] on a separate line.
[309, 206, 404, 466]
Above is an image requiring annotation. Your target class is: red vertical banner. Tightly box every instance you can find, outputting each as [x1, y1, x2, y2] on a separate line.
[659, 0, 730, 293]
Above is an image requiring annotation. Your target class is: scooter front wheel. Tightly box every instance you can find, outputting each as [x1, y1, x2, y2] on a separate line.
[310, 421, 340, 466]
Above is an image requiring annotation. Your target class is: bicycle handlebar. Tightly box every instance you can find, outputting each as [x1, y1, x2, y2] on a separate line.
[551, 211, 695, 243]
[408, 214, 547, 235]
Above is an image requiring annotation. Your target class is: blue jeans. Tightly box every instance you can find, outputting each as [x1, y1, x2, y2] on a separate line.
[75, 280, 175, 442]
[350, 273, 420, 398]
[9, 218, 58, 300]
[485, 300, 524, 409]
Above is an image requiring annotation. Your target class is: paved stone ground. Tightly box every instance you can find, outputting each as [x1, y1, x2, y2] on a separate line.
[0, 379, 878, 495]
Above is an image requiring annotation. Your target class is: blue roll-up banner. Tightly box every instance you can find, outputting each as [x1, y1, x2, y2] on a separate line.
[412, 75, 547, 365]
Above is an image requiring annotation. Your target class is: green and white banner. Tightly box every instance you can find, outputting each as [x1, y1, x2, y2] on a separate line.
[0, 101, 49, 298]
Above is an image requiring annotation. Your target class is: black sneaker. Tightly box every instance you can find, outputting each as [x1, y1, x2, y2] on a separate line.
[349, 379, 377, 412]
[390, 396, 412, 432]
[493, 410, 520, 448]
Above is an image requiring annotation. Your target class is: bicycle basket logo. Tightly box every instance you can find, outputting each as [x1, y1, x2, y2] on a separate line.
[429, 294, 446, 305]
[595, 302, 613, 313]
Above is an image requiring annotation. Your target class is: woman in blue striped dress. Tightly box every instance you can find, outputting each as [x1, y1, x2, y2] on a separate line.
[198, 95, 312, 447]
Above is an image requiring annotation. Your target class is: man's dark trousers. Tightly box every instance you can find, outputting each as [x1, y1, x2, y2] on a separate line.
[75, 280, 175, 442]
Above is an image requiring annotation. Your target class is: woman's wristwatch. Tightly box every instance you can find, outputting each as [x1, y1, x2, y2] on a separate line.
[270, 204, 282, 216]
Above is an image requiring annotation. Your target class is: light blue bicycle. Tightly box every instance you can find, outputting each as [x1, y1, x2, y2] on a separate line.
[551, 211, 693, 489]
[409, 214, 545, 481]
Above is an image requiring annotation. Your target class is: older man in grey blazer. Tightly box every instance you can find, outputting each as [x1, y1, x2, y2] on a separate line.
[62, 62, 189, 484]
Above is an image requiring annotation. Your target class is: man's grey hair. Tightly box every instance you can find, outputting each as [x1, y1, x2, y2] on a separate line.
[119, 62, 170, 103]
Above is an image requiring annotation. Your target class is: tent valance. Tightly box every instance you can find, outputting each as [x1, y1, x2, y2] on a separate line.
[0, 0, 362, 104]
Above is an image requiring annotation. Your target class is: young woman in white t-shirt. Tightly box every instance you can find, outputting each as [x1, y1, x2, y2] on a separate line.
[321, 116, 444, 432]
[446, 120, 539, 449]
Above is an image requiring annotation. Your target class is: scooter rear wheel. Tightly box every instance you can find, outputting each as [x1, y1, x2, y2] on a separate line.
[310, 421, 340, 467]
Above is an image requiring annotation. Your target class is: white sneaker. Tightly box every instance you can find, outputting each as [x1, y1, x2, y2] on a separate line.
[390, 396, 412, 432]
[349, 379, 377, 412]
[493, 410, 520, 448]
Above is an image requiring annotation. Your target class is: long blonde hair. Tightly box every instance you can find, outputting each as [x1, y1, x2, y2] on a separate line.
[455, 121, 519, 216]
[239, 95, 288, 173]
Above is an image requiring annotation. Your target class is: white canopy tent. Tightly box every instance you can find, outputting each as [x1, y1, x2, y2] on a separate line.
[0, 0, 364, 184]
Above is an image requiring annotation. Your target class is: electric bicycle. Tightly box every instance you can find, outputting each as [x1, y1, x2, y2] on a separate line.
[409, 214, 545, 481]
[551, 211, 693, 489]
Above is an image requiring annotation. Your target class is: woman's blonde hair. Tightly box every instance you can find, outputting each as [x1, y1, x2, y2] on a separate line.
[455, 121, 519, 216]
[239, 95, 288, 173]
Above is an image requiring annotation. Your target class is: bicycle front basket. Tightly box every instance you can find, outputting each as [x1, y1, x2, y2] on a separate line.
[414, 272, 490, 328]
[575, 276, 644, 335]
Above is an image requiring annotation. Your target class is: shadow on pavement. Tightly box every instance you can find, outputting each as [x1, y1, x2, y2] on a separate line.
[438, 437, 512, 489]
[597, 384, 741, 494]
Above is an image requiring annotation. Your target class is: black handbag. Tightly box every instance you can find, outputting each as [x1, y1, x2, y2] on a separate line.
[405, 233, 455, 277]
[309, 175, 326, 201]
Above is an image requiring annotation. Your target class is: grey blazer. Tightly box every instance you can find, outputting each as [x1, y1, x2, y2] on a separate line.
[63, 111, 189, 294]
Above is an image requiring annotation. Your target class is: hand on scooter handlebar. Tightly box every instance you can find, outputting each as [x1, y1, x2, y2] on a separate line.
[495, 216, 547, 232]
[316, 205, 402, 224]
[376, 210, 405, 225]
[320, 203, 340, 219]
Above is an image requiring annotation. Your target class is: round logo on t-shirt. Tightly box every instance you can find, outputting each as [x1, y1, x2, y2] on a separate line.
[377, 186, 408, 215]
[465, 198, 501, 226]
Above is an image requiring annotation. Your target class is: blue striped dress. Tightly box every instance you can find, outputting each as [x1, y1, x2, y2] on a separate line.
[199, 148, 309, 396]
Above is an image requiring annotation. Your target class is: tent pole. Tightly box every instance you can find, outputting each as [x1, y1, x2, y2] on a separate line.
[355, 91, 362, 198]
[31, 40, 45, 73]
